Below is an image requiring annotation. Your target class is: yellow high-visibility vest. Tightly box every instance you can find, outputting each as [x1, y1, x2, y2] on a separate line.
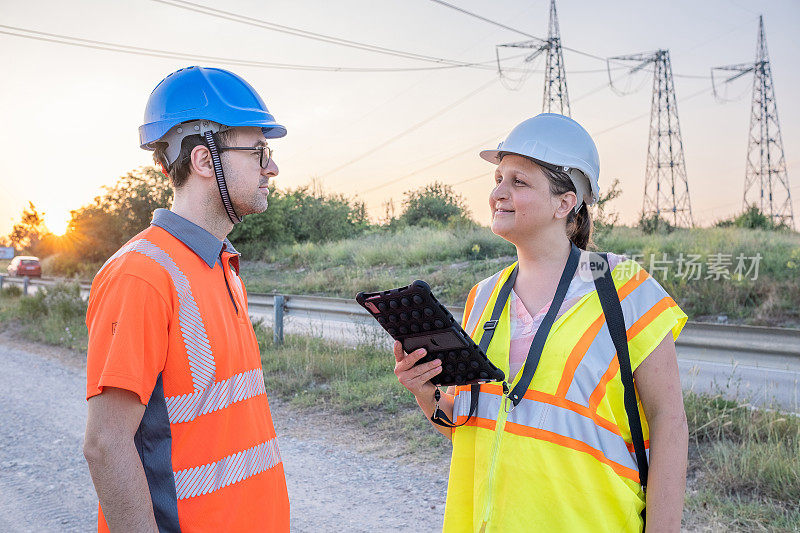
[443, 257, 687, 533]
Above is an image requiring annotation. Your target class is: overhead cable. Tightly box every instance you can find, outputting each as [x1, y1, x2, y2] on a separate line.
[0, 24, 475, 72]
[323, 77, 498, 178]
[153, 0, 495, 68]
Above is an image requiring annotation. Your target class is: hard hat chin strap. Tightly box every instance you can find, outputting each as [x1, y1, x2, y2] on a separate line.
[203, 131, 242, 224]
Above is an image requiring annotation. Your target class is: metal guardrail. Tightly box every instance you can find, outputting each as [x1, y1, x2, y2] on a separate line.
[2, 275, 799, 356]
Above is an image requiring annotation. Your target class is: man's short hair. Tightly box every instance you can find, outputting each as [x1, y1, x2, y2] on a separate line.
[152, 129, 236, 189]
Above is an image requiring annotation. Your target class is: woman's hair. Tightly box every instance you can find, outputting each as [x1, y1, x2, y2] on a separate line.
[538, 164, 594, 250]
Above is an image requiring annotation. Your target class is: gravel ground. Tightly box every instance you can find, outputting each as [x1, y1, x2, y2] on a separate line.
[0, 337, 448, 532]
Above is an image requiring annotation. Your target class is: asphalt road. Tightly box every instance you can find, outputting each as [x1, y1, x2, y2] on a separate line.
[272, 314, 800, 413]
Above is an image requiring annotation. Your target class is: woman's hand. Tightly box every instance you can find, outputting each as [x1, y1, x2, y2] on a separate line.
[393, 341, 442, 398]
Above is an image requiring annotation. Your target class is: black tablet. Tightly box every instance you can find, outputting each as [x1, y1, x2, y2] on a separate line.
[356, 280, 505, 387]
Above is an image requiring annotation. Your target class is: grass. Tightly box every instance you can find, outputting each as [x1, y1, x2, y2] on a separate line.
[0, 282, 88, 351]
[1, 266, 798, 529]
[238, 225, 800, 328]
[252, 320, 799, 530]
[683, 391, 800, 530]
[254, 319, 447, 453]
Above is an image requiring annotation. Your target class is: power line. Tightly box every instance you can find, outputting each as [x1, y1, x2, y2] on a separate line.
[429, 0, 715, 79]
[0, 24, 471, 72]
[428, 0, 611, 63]
[153, 0, 499, 69]
[322, 77, 499, 178]
[360, 133, 504, 195]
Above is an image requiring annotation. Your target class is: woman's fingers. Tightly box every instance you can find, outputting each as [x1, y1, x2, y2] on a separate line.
[401, 358, 441, 382]
[415, 365, 443, 386]
[397, 359, 442, 395]
[393, 341, 405, 363]
[393, 347, 428, 374]
[393, 344, 442, 395]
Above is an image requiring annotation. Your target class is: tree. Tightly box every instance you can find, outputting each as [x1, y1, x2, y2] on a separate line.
[66, 167, 173, 263]
[228, 184, 371, 256]
[592, 177, 621, 232]
[399, 182, 472, 228]
[8, 202, 47, 253]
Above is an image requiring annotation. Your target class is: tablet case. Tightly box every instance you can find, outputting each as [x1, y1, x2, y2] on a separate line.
[356, 280, 505, 386]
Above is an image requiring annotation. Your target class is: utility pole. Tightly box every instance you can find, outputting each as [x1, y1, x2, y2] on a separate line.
[495, 0, 570, 115]
[610, 50, 694, 227]
[712, 16, 793, 229]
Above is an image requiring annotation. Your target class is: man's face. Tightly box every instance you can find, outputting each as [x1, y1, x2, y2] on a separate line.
[220, 126, 279, 217]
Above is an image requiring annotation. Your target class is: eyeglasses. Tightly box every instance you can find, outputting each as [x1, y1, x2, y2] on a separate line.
[217, 144, 274, 169]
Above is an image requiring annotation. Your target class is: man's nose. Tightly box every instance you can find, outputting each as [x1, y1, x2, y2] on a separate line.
[262, 158, 278, 178]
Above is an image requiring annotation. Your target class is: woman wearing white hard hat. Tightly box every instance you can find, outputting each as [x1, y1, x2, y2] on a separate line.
[394, 113, 688, 531]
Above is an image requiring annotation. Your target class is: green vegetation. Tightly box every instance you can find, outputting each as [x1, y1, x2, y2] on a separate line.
[716, 205, 793, 231]
[396, 181, 473, 229]
[255, 326, 799, 530]
[0, 281, 797, 529]
[0, 282, 88, 351]
[229, 183, 370, 257]
[3, 166, 798, 327]
[683, 391, 800, 530]
[239, 224, 800, 328]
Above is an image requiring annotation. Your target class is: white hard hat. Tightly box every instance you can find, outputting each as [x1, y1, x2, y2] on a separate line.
[480, 113, 600, 211]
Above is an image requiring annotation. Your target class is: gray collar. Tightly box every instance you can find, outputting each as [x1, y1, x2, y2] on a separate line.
[151, 209, 239, 269]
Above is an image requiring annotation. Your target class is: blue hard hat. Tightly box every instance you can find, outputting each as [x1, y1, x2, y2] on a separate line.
[139, 66, 287, 150]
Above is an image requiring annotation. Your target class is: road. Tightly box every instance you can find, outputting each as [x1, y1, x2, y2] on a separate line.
[268, 313, 800, 413]
[0, 340, 448, 532]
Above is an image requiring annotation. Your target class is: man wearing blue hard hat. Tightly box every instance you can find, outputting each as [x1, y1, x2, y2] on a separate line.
[83, 66, 290, 532]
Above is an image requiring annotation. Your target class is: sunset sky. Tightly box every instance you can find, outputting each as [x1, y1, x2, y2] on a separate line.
[1, 0, 798, 237]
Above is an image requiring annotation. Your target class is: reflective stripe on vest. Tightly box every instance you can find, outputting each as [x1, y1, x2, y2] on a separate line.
[98, 238, 280, 497]
[174, 437, 282, 500]
[453, 259, 674, 484]
[453, 385, 646, 482]
[99, 239, 216, 391]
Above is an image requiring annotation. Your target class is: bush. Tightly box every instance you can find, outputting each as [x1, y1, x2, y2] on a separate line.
[715, 206, 790, 230]
[230, 185, 371, 257]
[637, 212, 675, 234]
[399, 182, 473, 228]
[1, 284, 23, 298]
[18, 283, 85, 321]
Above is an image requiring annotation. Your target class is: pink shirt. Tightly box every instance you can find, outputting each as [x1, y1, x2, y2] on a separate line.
[508, 252, 625, 381]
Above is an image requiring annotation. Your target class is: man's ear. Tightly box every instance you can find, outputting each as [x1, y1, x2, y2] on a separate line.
[189, 144, 214, 179]
[553, 191, 578, 220]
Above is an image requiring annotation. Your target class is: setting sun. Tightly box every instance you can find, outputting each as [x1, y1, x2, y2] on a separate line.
[46, 211, 71, 236]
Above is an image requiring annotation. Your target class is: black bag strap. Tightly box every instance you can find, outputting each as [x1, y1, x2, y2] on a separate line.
[430, 264, 518, 428]
[592, 252, 649, 493]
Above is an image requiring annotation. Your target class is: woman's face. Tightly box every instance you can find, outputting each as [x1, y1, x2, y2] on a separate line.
[488, 154, 576, 244]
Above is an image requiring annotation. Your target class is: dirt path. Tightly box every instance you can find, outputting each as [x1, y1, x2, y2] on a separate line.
[0, 336, 448, 532]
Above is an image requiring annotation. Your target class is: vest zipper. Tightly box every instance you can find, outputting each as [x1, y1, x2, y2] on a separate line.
[479, 394, 511, 531]
[222, 261, 239, 316]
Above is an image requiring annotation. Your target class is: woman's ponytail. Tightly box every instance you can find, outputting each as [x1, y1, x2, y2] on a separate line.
[567, 203, 593, 250]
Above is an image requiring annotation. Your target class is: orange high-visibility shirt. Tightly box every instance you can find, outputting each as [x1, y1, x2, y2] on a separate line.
[86, 209, 289, 532]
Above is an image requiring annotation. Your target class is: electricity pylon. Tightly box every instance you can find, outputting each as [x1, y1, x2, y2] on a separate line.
[609, 49, 694, 227]
[495, 0, 570, 115]
[712, 16, 793, 229]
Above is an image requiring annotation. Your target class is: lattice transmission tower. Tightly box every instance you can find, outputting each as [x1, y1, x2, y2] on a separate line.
[712, 16, 793, 228]
[495, 0, 570, 115]
[609, 50, 694, 227]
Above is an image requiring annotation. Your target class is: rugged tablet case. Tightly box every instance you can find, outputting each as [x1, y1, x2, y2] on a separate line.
[356, 280, 505, 386]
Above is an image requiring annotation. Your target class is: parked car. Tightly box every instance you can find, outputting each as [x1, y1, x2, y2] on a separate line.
[7, 256, 42, 278]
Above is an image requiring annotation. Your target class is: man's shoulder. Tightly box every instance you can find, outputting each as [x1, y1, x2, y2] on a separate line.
[92, 226, 179, 291]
